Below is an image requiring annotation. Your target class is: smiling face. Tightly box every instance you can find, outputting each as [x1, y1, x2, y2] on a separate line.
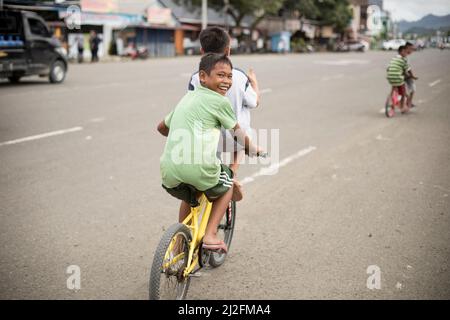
[199, 61, 233, 96]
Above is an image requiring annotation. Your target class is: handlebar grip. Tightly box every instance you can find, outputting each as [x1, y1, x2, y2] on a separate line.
[257, 152, 268, 158]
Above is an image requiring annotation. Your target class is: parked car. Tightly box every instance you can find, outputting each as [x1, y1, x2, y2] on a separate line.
[382, 39, 406, 51]
[0, 9, 68, 84]
[336, 39, 369, 52]
[183, 38, 201, 55]
[438, 42, 450, 50]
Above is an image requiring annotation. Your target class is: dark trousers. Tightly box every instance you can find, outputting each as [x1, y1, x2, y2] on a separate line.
[78, 49, 83, 63]
[91, 49, 98, 62]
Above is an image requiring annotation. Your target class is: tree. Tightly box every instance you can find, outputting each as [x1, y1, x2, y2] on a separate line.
[314, 0, 352, 34]
[174, 0, 284, 30]
[282, 0, 320, 21]
[282, 0, 352, 35]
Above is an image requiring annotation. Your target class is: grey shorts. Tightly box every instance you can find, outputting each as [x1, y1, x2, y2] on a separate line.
[405, 78, 416, 93]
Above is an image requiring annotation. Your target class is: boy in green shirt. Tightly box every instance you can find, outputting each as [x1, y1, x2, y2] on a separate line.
[386, 45, 410, 114]
[157, 53, 263, 253]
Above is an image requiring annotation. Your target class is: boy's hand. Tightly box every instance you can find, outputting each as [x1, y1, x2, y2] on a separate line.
[247, 68, 260, 106]
[247, 68, 258, 86]
[246, 145, 266, 158]
[413, 76, 419, 80]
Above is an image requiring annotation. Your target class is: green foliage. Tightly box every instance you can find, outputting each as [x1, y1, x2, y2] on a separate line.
[283, 0, 352, 33]
[314, 0, 352, 32]
[291, 37, 306, 52]
[174, 0, 284, 27]
[174, 0, 352, 35]
[283, 0, 319, 19]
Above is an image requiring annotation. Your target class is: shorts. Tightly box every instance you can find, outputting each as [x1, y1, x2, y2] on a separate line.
[405, 78, 416, 94]
[162, 164, 234, 207]
[392, 84, 406, 96]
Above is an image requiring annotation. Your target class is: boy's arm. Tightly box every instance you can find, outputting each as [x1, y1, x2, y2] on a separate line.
[407, 70, 418, 80]
[158, 110, 174, 137]
[157, 120, 169, 137]
[247, 68, 260, 107]
[232, 123, 264, 156]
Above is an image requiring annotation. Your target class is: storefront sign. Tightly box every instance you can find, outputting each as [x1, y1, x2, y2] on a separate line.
[81, 0, 118, 13]
[147, 8, 173, 25]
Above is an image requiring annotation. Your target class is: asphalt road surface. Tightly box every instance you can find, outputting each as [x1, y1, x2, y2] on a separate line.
[0, 49, 449, 299]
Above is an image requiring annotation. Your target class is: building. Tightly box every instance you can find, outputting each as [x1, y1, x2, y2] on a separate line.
[349, 0, 388, 39]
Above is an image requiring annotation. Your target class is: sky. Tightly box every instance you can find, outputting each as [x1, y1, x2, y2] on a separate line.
[383, 0, 450, 21]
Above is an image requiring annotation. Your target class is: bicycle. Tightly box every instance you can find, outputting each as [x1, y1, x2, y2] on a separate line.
[148, 189, 236, 300]
[385, 78, 418, 118]
[149, 153, 267, 300]
[385, 87, 403, 118]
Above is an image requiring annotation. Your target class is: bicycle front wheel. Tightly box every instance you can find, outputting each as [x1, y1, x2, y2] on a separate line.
[149, 223, 191, 300]
[209, 200, 236, 267]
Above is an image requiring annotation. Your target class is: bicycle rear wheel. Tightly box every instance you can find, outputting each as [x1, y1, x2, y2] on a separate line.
[385, 93, 395, 118]
[209, 200, 236, 267]
[149, 223, 191, 300]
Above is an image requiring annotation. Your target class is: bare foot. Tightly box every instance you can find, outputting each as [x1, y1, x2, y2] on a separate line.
[202, 236, 227, 253]
[232, 180, 243, 202]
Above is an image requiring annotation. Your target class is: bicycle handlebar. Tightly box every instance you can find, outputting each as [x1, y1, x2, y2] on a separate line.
[248, 151, 269, 158]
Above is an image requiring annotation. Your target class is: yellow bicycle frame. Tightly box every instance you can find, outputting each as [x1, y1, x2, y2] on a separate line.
[182, 194, 212, 276]
[162, 194, 212, 277]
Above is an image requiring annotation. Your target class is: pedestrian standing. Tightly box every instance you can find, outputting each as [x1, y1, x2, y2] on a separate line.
[89, 31, 101, 63]
[77, 34, 84, 63]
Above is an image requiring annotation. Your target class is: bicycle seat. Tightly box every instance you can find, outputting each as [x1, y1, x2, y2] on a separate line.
[162, 183, 201, 207]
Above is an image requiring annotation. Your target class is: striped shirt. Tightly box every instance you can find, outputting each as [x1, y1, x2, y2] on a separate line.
[387, 55, 411, 86]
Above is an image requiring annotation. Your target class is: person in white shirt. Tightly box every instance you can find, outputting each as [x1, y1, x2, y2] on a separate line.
[188, 27, 261, 201]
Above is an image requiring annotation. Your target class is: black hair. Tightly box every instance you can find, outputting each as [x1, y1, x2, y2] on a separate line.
[405, 42, 414, 47]
[199, 53, 233, 75]
[398, 45, 406, 53]
[199, 27, 230, 53]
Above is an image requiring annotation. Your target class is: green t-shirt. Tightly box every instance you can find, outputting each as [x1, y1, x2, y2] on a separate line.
[160, 86, 237, 191]
[387, 55, 411, 86]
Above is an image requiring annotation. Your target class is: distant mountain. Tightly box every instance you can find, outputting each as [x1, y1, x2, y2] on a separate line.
[397, 14, 450, 34]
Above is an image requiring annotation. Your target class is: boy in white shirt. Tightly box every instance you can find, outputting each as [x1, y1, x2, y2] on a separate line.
[188, 27, 261, 201]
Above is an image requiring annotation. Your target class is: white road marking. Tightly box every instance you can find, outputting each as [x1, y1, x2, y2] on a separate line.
[314, 59, 370, 66]
[0, 126, 83, 147]
[241, 146, 317, 185]
[89, 117, 105, 123]
[259, 88, 272, 94]
[429, 79, 441, 87]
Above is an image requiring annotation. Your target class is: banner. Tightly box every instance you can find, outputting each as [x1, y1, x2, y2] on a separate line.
[81, 0, 118, 13]
[147, 8, 172, 25]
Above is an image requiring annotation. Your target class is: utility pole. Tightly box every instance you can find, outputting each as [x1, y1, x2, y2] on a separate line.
[202, 0, 208, 30]
[224, 0, 229, 31]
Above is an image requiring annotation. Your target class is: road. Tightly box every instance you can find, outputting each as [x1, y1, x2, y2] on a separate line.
[0, 50, 449, 299]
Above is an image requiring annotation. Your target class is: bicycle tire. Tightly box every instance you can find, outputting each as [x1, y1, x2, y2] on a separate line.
[149, 223, 192, 300]
[209, 200, 236, 267]
[385, 93, 395, 118]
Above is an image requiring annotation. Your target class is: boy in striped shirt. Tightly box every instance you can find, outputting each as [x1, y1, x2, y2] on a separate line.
[386, 45, 410, 113]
